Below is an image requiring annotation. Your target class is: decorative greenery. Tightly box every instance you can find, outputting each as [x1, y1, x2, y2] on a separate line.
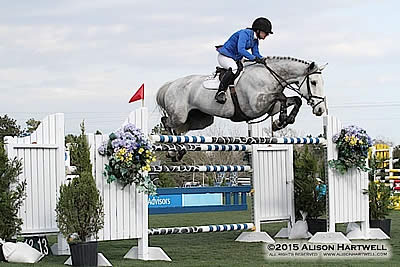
[56, 121, 104, 244]
[328, 125, 372, 174]
[70, 121, 92, 174]
[56, 171, 104, 244]
[0, 142, 26, 240]
[294, 145, 326, 219]
[369, 181, 391, 220]
[98, 123, 157, 195]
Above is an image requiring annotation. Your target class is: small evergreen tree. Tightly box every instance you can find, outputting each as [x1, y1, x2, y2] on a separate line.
[70, 121, 92, 174]
[294, 145, 326, 220]
[56, 122, 103, 243]
[0, 143, 26, 240]
[369, 181, 391, 220]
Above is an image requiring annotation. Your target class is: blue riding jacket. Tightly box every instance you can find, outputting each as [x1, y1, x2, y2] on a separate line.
[217, 28, 263, 61]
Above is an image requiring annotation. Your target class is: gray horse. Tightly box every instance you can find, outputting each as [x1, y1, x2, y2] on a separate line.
[157, 56, 326, 136]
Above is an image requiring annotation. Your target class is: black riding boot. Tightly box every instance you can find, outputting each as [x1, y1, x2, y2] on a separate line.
[215, 68, 234, 104]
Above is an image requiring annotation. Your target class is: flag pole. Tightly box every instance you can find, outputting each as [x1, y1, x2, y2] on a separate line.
[142, 83, 145, 107]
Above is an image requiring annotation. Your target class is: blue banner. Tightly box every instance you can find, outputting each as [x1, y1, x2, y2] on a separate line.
[148, 194, 182, 208]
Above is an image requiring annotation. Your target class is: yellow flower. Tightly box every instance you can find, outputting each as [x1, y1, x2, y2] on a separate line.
[146, 159, 150, 164]
[152, 157, 156, 162]
[138, 148, 144, 154]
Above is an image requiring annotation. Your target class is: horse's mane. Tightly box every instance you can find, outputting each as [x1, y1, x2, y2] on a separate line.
[264, 56, 311, 65]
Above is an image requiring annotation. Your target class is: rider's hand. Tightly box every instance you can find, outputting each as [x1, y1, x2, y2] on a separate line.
[254, 57, 265, 64]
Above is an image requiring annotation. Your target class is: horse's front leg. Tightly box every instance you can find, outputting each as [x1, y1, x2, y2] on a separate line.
[285, 96, 302, 124]
[271, 93, 289, 131]
[161, 116, 187, 161]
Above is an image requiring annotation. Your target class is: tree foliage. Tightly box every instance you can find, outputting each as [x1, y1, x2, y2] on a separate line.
[294, 145, 326, 219]
[0, 115, 21, 142]
[25, 118, 41, 134]
[0, 142, 26, 240]
[69, 121, 92, 174]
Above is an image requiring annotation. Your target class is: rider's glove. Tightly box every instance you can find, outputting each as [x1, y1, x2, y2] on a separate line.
[254, 57, 265, 64]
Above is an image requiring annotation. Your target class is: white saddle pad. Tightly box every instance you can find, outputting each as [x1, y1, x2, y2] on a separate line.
[202, 75, 220, 90]
[202, 70, 244, 90]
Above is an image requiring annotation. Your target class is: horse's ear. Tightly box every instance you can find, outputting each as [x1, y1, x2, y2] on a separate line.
[319, 63, 328, 71]
[308, 62, 316, 72]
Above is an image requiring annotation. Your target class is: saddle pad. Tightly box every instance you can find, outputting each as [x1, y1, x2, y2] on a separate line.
[202, 70, 244, 90]
[202, 75, 220, 90]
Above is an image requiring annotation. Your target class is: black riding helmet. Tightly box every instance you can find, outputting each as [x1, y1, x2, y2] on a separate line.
[252, 17, 273, 34]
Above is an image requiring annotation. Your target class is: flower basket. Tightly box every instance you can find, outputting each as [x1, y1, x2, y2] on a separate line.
[328, 125, 372, 174]
[98, 123, 157, 195]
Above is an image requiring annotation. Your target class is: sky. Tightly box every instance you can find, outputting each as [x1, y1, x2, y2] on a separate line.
[1, 1, 399, 144]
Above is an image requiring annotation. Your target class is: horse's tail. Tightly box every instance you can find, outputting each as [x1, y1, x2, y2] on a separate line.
[156, 81, 172, 116]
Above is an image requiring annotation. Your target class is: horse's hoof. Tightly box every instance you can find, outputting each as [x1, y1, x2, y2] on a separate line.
[272, 121, 284, 131]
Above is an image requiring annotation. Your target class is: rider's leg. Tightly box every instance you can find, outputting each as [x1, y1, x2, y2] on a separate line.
[215, 68, 235, 104]
[215, 54, 237, 104]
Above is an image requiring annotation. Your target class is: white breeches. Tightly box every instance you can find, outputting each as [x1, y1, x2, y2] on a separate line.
[217, 53, 238, 72]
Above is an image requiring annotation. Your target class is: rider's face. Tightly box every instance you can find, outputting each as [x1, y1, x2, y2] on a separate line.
[258, 31, 269, 40]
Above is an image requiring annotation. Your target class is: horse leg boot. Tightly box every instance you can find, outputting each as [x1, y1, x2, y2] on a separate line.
[215, 68, 234, 104]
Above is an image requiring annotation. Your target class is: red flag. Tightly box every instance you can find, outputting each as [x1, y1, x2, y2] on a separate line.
[129, 84, 144, 103]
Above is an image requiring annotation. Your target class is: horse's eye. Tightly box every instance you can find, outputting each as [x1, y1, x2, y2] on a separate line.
[311, 80, 317, 86]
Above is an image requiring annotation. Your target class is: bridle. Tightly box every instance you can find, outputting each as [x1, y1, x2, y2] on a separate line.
[262, 63, 326, 109]
[245, 61, 326, 124]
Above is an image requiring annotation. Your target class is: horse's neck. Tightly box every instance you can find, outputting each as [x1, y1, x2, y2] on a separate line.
[264, 60, 307, 81]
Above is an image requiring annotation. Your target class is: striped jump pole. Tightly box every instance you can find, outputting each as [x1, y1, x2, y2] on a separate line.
[384, 169, 400, 173]
[149, 223, 254, 236]
[150, 135, 326, 145]
[152, 143, 252, 152]
[150, 165, 251, 173]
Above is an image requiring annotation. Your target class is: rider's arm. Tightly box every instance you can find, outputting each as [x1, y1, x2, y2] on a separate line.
[251, 41, 263, 59]
[237, 31, 256, 60]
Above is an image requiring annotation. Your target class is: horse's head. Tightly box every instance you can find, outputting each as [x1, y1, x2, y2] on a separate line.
[297, 62, 327, 116]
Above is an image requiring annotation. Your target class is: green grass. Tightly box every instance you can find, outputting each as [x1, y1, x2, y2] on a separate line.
[1, 209, 399, 266]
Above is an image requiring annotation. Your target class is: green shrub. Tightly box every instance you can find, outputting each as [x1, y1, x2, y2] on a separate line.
[0, 143, 26, 240]
[56, 121, 103, 243]
[294, 145, 326, 220]
[369, 181, 391, 220]
[56, 171, 104, 242]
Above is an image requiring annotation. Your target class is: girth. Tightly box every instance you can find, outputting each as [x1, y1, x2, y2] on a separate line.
[229, 86, 252, 122]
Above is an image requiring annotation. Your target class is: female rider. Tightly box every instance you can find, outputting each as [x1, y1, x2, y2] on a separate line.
[215, 17, 273, 104]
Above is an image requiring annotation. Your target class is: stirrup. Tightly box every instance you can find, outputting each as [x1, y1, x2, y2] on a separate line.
[215, 91, 227, 104]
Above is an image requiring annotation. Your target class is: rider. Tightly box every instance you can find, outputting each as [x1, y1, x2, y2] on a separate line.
[215, 17, 273, 104]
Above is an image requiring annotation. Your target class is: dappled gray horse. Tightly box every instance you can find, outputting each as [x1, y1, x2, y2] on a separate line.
[157, 56, 326, 136]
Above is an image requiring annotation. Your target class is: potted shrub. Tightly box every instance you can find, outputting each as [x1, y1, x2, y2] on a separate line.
[294, 145, 326, 234]
[56, 122, 104, 266]
[368, 180, 391, 236]
[0, 143, 26, 261]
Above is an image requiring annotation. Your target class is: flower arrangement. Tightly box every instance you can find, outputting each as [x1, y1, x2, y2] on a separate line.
[98, 123, 157, 195]
[328, 125, 372, 174]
